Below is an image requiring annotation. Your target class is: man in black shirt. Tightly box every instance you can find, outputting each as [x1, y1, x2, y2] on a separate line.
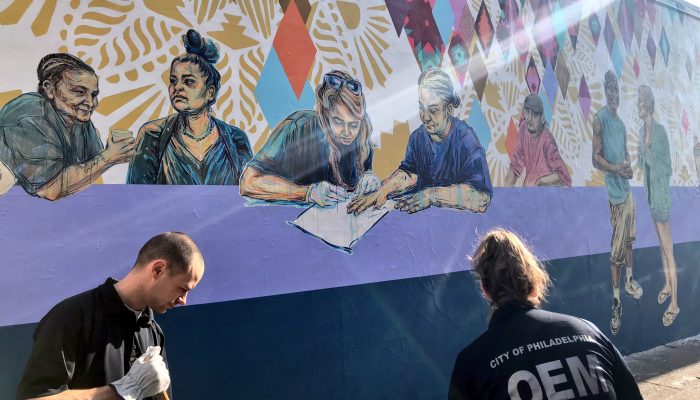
[17, 232, 205, 400]
[449, 229, 641, 399]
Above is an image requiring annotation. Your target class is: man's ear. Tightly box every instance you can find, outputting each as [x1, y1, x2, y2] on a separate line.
[42, 81, 55, 100]
[150, 259, 167, 279]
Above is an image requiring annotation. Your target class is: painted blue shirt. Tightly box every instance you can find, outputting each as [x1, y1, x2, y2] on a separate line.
[127, 114, 252, 185]
[0, 93, 103, 195]
[399, 117, 492, 197]
[596, 107, 630, 205]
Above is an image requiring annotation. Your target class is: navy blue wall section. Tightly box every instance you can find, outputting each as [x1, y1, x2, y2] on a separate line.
[3, 241, 699, 399]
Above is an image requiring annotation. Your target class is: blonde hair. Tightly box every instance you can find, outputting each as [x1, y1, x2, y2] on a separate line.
[316, 70, 372, 190]
[471, 229, 551, 308]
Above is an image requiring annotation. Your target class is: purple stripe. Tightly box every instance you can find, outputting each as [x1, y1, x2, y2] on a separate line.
[1, 185, 699, 327]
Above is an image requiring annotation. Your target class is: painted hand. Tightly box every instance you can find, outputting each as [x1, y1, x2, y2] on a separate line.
[395, 189, 432, 214]
[616, 162, 633, 179]
[347, 190, 388, 214]
[104, 130, 136, 165]
[307, 181, 350, 207]
[356, 171, 381, 194]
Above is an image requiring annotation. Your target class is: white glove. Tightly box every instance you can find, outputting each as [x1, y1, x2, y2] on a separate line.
[306, 181, 350, 207]
[356, 171, 381, 194]
[112, 346, 170, 400]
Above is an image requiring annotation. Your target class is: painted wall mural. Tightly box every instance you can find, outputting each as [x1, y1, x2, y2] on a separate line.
[1, 0, 700, 398]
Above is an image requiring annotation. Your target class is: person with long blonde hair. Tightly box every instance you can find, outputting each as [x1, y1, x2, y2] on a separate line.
[449, 229, 641, 400]
[240, 70, 378, 206]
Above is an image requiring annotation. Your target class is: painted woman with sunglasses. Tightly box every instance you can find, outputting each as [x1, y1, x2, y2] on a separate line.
[240, 71, 379, 206]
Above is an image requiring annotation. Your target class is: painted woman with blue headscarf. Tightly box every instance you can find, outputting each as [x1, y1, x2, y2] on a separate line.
[127, 29, 252, 185]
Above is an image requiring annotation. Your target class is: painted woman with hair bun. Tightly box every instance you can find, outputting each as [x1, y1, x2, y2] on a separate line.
[240, 70, 379, 206]
[127, 29, 252, 185]
[349, 67, 492, 215]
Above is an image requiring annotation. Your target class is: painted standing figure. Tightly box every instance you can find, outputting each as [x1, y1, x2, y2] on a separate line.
[127, 29, 253, 185]
[637, 85, 679, 326]
[240, 71, 379, 206]
[505, 94, 571, 187]
[0, 53, 134, 200]
[592, 71, 643, 335]
[348, 68, 492, 214]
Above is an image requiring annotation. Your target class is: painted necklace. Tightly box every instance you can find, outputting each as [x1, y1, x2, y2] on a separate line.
[182, 118, 214, 142]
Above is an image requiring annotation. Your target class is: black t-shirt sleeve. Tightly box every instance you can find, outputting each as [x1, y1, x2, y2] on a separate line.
[601, 334, 643, 399]
[16, 302, 83, 399]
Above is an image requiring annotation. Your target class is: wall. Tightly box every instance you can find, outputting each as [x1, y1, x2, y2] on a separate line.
[0, 0, 699, 399]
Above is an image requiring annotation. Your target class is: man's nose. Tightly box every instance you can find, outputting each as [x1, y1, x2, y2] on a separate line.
[177, 293, 187, 305]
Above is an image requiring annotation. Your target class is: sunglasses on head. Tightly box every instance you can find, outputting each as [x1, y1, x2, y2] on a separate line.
[324, 73, 362, 95]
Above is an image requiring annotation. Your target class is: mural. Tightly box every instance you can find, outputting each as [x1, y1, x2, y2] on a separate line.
[1, 0, 700, 398]
[0, 53, 134, 200]
[127, 29, 253, 185]
[637, 84, 680, 327]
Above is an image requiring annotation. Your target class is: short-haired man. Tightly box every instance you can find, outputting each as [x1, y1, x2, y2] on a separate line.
[17, 232, 205, 400]
[348, 68, 492, 214]
[0, 53, 134, 200]
[506, 94, 571, 187]
[592, 71, 643, 335]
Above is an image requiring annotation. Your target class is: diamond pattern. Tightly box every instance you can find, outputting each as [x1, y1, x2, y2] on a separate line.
[633, 57, 639, 78]
[496, 0, 519, 55]
[448, 33, 469, 85]
[660, 27, 670, 66]
[687, 56, 693, 80]
[562, 0, 582, 51]
[272, 0, 316, 99]
[505, 118, 518, 156]
[385, 0, 411, 35]
[618, 0, 634, 50]
[578, 76, 591, 121]
[543, 59, 558, 106]
[611, 41, 623, 77]
[647, 34, 656, 68]
[682, 110, 689, 134]
[433, 0, 455, 48]
[513, 16, 529, 63]
[456, 1, 476, 51]
[603, 15, 615, 56]
[256, 48, 315, 129]
[555, 53, 570, 99]
[589, 13, 601, 46]
[551, 1, 568, 51]
[475, 0, 495, 57]
[534, 0, 559, 68]
[404, 0, 445, 70]
[469, 48, 489, 101]
[467, 96, 491, 150]
[526, 57, 540, 94]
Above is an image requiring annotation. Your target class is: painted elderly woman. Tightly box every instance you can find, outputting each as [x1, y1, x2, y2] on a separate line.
[127, 30, 252, 185]
[349, 68, 492, 214]
[637, 85, 679, 326]
[239, 71, 379, 206]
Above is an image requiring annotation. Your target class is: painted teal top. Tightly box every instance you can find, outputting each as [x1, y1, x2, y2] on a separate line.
[596, 107, 630, 205]
[638, 120, 672, 218]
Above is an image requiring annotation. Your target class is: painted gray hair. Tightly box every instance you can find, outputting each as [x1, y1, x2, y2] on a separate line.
[638, 85, 654, 114]
[418, 68, 461, 108]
